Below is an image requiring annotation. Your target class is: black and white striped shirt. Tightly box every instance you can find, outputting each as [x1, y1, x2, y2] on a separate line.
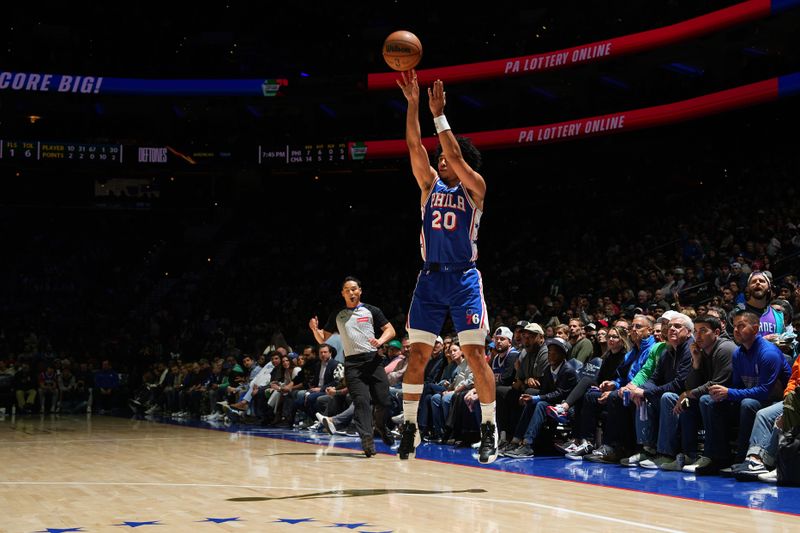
[325, 303, 389, 357]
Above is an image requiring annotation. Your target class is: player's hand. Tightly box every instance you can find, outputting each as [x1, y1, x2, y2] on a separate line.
[396, 69, 419, 103]
[427, 79, 446, 117]
[308, 316, 319, 331]
[369, 338, 381, 348]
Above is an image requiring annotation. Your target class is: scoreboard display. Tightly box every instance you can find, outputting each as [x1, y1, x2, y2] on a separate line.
[0, 140, 123, 163]
[1, 139, 362, 168]
[258, 143, 348, 165]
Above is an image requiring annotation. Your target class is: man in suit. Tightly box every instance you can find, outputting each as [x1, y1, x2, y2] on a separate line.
[300, 343, 340, 422]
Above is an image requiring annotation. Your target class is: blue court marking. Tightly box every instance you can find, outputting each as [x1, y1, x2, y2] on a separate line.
[142, 415, 800, 516]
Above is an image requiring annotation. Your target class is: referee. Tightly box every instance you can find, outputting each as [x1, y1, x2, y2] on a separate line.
[309, 276, 396, 457]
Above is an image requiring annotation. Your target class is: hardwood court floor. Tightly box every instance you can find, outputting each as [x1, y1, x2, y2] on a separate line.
[1, 414, 798, 532]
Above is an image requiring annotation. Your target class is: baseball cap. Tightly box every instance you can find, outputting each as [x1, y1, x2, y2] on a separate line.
[387, 339, 403, 350]
[494, 326, 513, 340]
[435, 336, 443, 344]
[523, 322, 544, 335]
[545, 337, 571, 354]
[514, 320, 529, 330]
[584, 323, 597, 331]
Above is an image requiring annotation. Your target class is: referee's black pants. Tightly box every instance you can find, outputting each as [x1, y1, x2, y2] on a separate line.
[344, 352, 392, 442]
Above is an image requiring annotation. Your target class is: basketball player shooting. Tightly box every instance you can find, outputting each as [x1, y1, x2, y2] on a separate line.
[395, 70, 498, 464]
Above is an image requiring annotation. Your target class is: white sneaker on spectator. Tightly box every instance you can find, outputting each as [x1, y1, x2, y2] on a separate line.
[565, 441, 594, 460]
[621, 450, 654, 467]
[391, 413, 404, 425]
[639, 455, 675, 470]
[683, 455, 712, 473]
[758, 469, 778, 483]
[321, 416, 337, 434]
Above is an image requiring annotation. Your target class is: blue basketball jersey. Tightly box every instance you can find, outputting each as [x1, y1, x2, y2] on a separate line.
[420, 177, 481, 263]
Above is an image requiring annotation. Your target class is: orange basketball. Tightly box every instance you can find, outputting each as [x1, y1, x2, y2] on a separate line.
[382, 30, 422, 71]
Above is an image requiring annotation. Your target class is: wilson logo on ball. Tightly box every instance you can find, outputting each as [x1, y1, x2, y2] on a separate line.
[382, 30, 422, 71]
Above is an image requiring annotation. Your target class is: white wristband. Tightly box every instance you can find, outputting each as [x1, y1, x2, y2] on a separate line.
[433, 115, 451, 134]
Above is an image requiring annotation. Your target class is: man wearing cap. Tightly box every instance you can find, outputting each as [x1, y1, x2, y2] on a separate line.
[496, 322, 547, 445]
[503, 337, 577, 457]
[491, 326, 519, 386]
[384, 340, 408, 386]
[309, 276, 396, 457]
[512, 321, 529, 350]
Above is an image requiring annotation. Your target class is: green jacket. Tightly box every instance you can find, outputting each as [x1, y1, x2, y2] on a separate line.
[630, 342, 668, 388]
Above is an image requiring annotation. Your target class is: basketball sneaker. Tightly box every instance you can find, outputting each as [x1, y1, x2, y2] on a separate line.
[398, 421, 420, 460]
[479, 422, 499, 464]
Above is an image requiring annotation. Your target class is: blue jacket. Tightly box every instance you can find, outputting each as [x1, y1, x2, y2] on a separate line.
[94, 369, 120, 389]
[614, 334, 656, 388]
[728, 335, 791, 402]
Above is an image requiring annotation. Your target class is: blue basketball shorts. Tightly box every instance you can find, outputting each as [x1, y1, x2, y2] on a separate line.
[407, 267, 489, 344]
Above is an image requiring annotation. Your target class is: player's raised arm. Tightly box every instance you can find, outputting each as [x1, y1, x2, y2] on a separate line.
[309, 315, 332, 344]
[428, 79, 486, 209]
[397, 69, 436, 196]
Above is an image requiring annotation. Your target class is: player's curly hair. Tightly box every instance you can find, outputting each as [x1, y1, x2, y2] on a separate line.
[433, 136, 482, 171]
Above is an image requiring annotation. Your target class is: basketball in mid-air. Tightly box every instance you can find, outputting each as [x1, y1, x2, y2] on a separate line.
[382, 30, 422, 71]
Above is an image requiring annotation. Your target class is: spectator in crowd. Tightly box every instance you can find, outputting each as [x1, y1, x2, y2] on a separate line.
[503, 337, 577, 457]
[677, 315, 735, 473]
[588, 314, 657, 463]
[94, 360, 120, 413]
[758, 354, 800, 483]
[490, 327, 519, 385]
[554, 325, 631, 458]
[496, 322, 547, 447]
[430, 343, 472, 443]
[295, 343, 339, 424]
[38, 363, 59, 413]
[14, 363, 37, 414]
[567, 319, 593, 363]
[694, 309, 791, 475]
[266, 355, 303, 424]
[412, 336, 449, 439]
[56, 365, 80, 413]
[625, 313, 694, 469]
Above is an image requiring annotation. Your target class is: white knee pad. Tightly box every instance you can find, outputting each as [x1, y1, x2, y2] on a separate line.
[407, 328, 437, 346]
[458, 328, 488, 347]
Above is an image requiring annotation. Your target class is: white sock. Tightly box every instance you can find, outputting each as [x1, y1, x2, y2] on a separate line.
[403, 400, 419, 426]
[480, 401, 496, 424]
